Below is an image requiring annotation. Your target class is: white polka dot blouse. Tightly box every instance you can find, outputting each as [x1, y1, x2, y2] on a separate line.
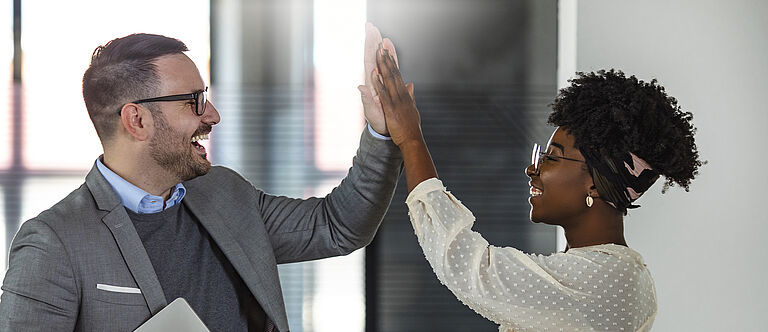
[405, 178, 657, 332]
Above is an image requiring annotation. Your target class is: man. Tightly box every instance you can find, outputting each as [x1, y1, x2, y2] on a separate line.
[0, 26, 403, 331]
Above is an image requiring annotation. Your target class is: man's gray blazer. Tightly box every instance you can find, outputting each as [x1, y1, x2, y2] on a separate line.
[0, 130, 402, 332]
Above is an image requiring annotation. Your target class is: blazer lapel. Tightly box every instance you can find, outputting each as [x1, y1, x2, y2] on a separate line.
[86, 162, 168, 314]
[183, 187, 289, 332]
[102, 210, 168, 314]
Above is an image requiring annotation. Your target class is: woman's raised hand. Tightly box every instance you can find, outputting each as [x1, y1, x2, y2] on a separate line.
[371, 44, 419, 148]
[371, 43, 437, 192]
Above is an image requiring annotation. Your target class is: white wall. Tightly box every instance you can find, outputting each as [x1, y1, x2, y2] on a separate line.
[568, 1, 768, 330]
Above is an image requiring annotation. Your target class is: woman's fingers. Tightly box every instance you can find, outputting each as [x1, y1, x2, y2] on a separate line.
[382, 38, 399, 67]
[376, 46, 399, 98]
[377, 45, 408, 102]
[371, 68, 393, 111]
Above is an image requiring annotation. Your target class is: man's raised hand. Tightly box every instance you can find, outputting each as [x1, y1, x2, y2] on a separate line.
[359, 23, 401, 136]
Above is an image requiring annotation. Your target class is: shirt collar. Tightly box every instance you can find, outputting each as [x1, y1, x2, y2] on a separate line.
[96, 158, 187, 214]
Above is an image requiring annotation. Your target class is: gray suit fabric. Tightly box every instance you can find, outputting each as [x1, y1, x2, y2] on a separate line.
[0, 130, 402, 332]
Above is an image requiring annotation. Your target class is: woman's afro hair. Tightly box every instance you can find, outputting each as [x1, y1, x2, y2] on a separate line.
[548, 69, 703, 192]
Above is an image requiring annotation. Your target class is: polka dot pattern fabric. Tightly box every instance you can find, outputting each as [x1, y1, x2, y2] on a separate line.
[405, 178, 657, 332]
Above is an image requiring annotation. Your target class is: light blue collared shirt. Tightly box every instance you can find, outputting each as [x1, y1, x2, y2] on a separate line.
[96, 159, 187, 214]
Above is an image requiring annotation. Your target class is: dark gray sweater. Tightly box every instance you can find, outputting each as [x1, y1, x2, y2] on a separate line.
[128, 203, 267, 331]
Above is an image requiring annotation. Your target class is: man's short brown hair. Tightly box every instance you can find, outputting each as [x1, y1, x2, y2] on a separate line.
[82, 33, 188, 142]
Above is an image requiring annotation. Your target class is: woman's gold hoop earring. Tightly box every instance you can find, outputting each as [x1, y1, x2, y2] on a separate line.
[586, 196, 594, 208]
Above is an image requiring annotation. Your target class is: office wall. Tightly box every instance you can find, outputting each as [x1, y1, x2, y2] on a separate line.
[571, 1, 768, 330]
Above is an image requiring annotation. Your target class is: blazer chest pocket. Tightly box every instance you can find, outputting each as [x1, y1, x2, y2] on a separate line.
[91, 283, 147, 306]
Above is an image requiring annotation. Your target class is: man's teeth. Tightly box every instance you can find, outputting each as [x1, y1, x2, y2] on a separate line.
[530, 187, 543, 196]
[191, 134, 210, 143]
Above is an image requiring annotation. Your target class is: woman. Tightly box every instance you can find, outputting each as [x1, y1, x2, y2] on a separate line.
[371, 45, 702, 331]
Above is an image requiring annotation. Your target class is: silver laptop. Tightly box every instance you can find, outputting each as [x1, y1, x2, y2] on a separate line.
[134, 298, 210, 332]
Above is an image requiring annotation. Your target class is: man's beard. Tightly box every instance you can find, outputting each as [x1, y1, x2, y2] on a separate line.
[149, 112, 211, 182]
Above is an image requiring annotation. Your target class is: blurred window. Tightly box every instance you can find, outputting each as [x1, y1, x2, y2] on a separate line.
[1, 0, 210, 278]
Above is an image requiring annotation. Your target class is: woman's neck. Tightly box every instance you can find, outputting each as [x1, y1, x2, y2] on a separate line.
[563, 204, 626, 249]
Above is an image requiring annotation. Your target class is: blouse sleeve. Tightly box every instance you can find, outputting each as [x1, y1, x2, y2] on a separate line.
[406, 178, 607, 331]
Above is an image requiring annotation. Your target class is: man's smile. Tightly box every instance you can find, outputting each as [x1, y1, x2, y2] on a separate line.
[190, 133, 209, 154]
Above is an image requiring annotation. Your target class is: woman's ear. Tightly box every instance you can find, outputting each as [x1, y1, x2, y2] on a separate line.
[587, 185, 601, 199]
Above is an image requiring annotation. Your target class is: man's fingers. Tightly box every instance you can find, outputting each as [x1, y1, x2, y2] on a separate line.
[366, 22, 383, 42]
[364, 23, 383, 87]
[358, 84, 377, 99]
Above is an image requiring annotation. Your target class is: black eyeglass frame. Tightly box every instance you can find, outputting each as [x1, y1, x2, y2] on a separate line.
[119, 87, 208, 116]
[531, 142, 587, 173]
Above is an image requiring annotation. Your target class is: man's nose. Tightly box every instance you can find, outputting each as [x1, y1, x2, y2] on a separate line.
[201, 100, 220, 125]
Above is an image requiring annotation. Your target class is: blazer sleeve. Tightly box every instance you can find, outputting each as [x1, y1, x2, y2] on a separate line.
[0, 218, 79, 331]
[257, 128, 403, 263]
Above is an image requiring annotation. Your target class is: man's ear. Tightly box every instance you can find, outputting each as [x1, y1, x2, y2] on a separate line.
[119, 103, 152, 141]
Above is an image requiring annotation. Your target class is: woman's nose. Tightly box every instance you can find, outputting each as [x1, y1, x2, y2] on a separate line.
[525, 163, 538, 177]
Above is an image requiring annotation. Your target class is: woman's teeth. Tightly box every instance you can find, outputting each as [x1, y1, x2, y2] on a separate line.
[530, 187, 543, 197]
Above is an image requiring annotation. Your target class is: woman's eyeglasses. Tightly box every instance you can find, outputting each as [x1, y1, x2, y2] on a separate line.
[531, 143, 587, 173]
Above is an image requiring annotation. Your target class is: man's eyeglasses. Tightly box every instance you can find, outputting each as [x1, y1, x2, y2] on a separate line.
[120, 87, 208, 116]
[531, 143, 587, 173]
